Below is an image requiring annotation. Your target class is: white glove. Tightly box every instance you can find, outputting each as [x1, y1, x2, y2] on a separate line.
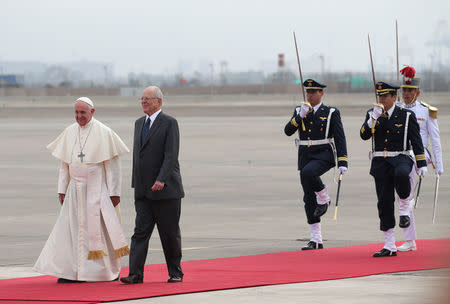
[436, 168, 444, 176]
[371, 105, 383, 120]
[338, 166, 348, 175]
[298, 103, 310, 118]
[417, 167, 427, 177]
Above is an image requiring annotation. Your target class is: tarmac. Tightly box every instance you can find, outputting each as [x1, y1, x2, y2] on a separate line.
[0, 93, 449, 303]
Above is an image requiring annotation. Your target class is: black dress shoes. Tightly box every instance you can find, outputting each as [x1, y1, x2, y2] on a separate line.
[373, 248, 397, 257]
[167, 276, 183, 283]
[313, 202, 329, 218]
[120, 274, 143, 284]
[57, 278, 86, 283]
[301, 241, 324, 250]
[399, 215, 411, 228]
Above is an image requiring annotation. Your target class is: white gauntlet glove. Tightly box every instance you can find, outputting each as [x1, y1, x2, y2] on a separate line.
[297, 103, 310, 118]
[337, 166, 348, 175]
[371, 105, 383, 120]
[417, 167, 427, 177]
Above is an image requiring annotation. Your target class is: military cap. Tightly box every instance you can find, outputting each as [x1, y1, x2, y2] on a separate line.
[401, 78, 420, 89]
[400, 65, 420, 89]
[376, 81, 400, 96]
[303, 79, 327, 90]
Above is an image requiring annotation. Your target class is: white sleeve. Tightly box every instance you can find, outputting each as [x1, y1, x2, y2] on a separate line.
[427, 116, 443, 172]
[104, 156, 121, 197]
[57, 161, 70, 194]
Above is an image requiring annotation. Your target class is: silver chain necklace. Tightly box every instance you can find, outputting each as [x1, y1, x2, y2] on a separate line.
[77, 121, 93, 162]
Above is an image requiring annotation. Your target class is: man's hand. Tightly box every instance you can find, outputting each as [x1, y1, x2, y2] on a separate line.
[298, 103, 310, 118]
[152, 181, 165, 191]
[417, 167, 427, 177]
[337, 166, 348, 175]
[110, 196, 120, 207]
[371, 105, 383, 120]
[58, 193, 65, 205]
[436, 168, 444, 176]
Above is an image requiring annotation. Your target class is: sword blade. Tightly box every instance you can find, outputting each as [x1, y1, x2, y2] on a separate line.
[432, 175, 440, 224]
[293, 31, 306, 102]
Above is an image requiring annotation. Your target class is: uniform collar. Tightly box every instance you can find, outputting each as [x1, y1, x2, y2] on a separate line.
[404, 101, 416, 108]
[385, 105, 395, 119]
[313, 102, 322, 113]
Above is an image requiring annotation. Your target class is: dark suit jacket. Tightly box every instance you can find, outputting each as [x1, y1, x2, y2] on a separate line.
[132, 111, 184, 200]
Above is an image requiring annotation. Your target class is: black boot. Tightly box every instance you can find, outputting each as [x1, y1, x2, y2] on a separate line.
[373, 248, 397, 257]
[301, 241, 324, 250]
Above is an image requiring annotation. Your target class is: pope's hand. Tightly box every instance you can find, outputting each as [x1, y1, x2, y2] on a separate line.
[371, 105, 383, 120]
[110, 196, 120, 207]
[152, 180, 165, 191]
[58, 193, 65, 205]
[417, 167, 427, 177]
[338, 166, 348, 175]
[436, 168, 444, 176]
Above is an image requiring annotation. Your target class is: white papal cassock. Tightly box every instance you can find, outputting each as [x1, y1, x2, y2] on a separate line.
[33, 117, 130, 281]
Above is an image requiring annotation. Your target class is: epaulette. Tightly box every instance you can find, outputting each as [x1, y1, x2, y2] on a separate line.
[420, 101, 438, 119]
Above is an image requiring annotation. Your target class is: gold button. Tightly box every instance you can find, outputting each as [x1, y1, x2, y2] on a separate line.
[310, 122, 313, 125]
[385, 139, 388, 142]
[386, 130, 390, 133]
[308, 129, 311, 132]
[307, 137, 310, 140]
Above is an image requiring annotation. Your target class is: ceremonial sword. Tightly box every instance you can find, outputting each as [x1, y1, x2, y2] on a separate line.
[395, 20, 400, 102]
[293, 31, 312, 131]
[333, 174, 343, 220]
[367, 34, 380, 156]
[426, 148, 440, 223]
[414, 175, 423, 208]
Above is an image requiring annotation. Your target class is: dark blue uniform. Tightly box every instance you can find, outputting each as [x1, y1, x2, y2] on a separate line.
[285, 104, 348, 224]
[360, 106, 426, 231]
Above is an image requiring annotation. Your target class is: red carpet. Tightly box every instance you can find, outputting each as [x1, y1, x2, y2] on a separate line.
[1, 239, 449, 303]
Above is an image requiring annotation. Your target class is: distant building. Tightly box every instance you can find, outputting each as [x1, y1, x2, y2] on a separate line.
[0, 74, 25, 88]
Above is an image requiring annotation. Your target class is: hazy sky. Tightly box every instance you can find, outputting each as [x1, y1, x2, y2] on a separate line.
[1, 0, 449, 76]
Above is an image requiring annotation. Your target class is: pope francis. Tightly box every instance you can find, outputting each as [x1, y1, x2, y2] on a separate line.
[33, 97, 130, 283]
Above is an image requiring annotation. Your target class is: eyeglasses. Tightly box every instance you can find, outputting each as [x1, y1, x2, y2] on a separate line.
[139, 97, 159, 102]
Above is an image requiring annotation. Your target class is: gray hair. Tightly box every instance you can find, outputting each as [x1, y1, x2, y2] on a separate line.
[145, 86, 163, 100]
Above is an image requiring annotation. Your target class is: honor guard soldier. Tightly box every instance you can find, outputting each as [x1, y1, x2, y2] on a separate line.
[360, 81, 427, 257]
[284, 79, 348, 250]
[395, 66, 443, 251]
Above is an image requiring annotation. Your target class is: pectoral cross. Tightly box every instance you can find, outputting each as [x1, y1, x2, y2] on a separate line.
[78, 151, 85, 163]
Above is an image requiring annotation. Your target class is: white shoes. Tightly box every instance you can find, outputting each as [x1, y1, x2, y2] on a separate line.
[397, 240, 417, 251]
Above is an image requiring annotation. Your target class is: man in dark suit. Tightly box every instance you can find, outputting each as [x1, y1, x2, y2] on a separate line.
[121, 86, 184, 284]
[284, 79, 348, 250]
[360, 81, 427, 257]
